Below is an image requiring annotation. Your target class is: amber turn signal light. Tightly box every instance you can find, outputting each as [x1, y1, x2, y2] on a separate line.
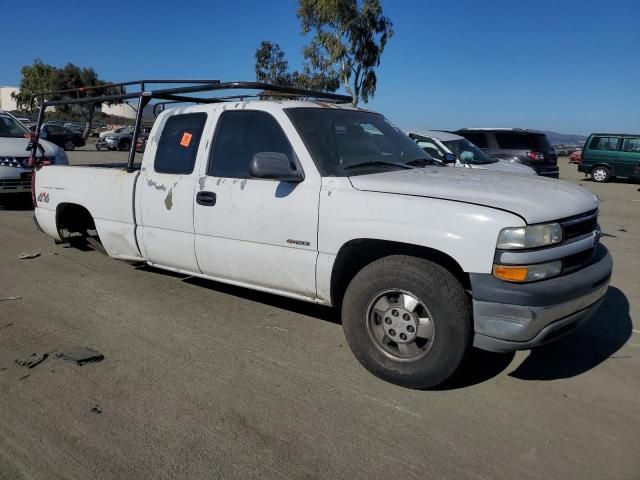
[493, 265, 529, 282]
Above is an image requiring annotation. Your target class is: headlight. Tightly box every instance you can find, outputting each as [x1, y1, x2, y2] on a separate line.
[496, 223, 562, 249]
[493, 260, 562, 283]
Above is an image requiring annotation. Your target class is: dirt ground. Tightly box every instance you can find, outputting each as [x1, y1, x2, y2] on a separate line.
[0, 151, 638, 479]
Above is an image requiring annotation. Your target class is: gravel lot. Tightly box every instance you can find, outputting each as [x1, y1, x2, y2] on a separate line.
[1, 149, 639, 479]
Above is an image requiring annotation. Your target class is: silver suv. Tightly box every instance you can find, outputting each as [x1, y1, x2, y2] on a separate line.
[456, 128, 559, 178]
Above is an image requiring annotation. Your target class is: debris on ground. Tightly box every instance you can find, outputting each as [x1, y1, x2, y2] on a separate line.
[15, 353, 48, 369]
[19, 374, 30, 381]
[618, 228, 627, 232]
[90, 405, 103, 414]
[19, 253, 41, 260]
[0, 296, 21, 302]
[56, 347, 104, 366]
[0, 323, 14, 330]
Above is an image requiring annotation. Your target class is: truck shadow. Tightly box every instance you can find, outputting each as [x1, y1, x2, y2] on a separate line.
[138, 266, 632, 388]
[438, 286, 632, 389]
[177, 273, 341, 325]
[508, 286, 631, 381]
[0, 193, 33, 211]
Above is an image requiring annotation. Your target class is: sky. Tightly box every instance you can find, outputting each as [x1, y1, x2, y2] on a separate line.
[1, 0, 638, 135]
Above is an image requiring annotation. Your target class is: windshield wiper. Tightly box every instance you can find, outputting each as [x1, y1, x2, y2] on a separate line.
[343, 160, 411, 171]
[405, 158, 441, 167]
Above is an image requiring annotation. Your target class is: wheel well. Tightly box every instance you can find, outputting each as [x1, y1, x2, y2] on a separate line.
[56, 203, 96, 239]
[330, 239, 470, 307]
[590, 164, 612, 173]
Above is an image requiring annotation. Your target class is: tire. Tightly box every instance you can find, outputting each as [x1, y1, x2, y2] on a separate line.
[341, 255, 472, 389]
[118, 140, 131, 152]
[64, 140, 76, 151]
[591, 166, 611, 183]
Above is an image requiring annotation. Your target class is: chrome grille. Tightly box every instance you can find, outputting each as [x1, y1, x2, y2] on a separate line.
[0, 172, 31, 190]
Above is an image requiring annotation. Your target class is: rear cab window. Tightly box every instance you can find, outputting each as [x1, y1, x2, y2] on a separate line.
[154, 113, 207, 174]
[589, 136, 621, 151]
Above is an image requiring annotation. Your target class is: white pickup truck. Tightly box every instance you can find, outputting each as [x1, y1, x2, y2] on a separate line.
[33, 98, 612, 388]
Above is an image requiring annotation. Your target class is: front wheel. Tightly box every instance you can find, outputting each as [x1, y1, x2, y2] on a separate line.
[591, 166, 611, 183]
[341, 255, 472, 389]
[63, 140, 76, 151]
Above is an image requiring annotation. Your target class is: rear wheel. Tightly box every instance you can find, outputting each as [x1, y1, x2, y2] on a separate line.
[63, 140, 76, 151]
[591, 166, 611, 183]
[118, 139, 131, 151]
[341, 255, 472, 389]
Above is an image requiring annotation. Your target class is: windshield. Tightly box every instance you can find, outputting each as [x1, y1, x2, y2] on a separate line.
[443, 139, 496, 164]
[0, 114, 30, 138]
[286, 108, 434, 176]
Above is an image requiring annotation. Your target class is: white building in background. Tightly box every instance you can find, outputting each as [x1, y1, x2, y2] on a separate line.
[100, 101, 157, 120]
[100, 102, 138, 119]
[0, 86, 19, 111]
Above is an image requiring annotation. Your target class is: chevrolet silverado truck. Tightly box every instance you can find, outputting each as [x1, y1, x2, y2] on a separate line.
[31, 81, 612, 388]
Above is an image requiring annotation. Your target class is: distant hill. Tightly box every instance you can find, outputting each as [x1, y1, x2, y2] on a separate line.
[542, 131, 587, 145]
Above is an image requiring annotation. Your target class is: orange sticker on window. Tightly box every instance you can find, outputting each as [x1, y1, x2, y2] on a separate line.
[180, 132, 193, 147]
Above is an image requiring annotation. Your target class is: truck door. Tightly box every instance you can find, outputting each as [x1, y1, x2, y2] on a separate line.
[194, 109, 320, 298]
[137, 111, 208, 273]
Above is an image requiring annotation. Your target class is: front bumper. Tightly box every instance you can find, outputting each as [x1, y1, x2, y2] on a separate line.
[471, 244, 612, 352]
[0, 170, 32, 194]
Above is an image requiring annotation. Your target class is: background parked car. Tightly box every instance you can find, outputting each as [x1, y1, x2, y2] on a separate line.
[0, 111, 68, 195]
[456, 128, 559, 177]
[569, 150, 582, 164]
[409, 131, 536, 175]
[37, 123, 86, 151]
[99, 125, 134, 139]
[578, 133, 640, 182]
[135, 133, 148, 153]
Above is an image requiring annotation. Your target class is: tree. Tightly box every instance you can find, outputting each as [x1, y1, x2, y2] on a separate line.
[298, 0, 393, 106]
[51, 63, 122, 138]
[254, 41, 339, 95]
[255, 41, 292, 85]
[11, 59, 57, 110]
[12, 60, 121, 138]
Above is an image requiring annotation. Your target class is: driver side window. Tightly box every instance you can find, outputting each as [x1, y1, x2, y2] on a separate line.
[208, 110, 296, 179]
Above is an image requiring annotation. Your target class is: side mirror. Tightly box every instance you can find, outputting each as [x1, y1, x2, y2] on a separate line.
[250, 152, 303, 182]
[443, 152, 457, 164]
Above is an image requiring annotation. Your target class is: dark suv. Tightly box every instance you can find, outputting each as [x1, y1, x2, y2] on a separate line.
[455, 129, 558, 178]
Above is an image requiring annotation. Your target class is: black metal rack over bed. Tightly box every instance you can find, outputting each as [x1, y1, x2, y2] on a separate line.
[29, 80, 352, 170]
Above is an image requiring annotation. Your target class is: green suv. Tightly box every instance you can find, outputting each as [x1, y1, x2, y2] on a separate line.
[579, 133, 640, 183]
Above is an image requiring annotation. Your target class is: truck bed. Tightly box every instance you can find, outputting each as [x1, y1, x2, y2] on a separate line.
[34, 164, 143, 261]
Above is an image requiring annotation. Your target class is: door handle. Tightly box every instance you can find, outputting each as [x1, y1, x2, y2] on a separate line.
[196, 191, 216, 206]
